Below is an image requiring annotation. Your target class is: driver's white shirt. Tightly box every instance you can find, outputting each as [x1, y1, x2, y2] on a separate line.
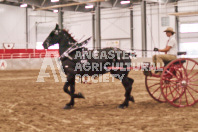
[167, 35, 177, 55]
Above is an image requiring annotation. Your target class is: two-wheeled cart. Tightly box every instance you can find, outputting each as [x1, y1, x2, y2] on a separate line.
[144, 52, 198, 107]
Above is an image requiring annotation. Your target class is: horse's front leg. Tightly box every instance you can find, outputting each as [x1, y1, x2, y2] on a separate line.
[63, 80, 73, 109]
[63, 76, 85, 109]
[63, 81, 71, 95]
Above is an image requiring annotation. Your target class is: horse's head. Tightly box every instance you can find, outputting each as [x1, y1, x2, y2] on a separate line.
[42, 24, 62, 49]
[43, 24, 77, 50]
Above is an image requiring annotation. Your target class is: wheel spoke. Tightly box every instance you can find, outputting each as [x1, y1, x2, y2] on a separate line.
[169, 81, 178, 85]
[163, 78, 179, 83]
[152, 86, 161, 95]
[166, 69, 180, 80]
[166, 85, 181, 98]
[148, 83, 160, 89]
[179, 92, 182, 106]
[163, 83, 178, 88]
[168, 85, 175, 99]
[186, 60, 189, 71]
[187, 85, 198, 93]
[175, 70, 181, 79]
[189, 83, 198, 86]
[181, 65, 188, 80]
[147, 78, 160, 81]
[186, 88, 196, 101]
[188, 72, 198, 80]
[187, 63, 196, 77]
[184, 89, 189, 105]
[172, 86, 181, 101]
[146, 76, 166, 102]
[157, 93, 163, 100]
[189, 79, 198, 82]
[182, 64, 188, 77]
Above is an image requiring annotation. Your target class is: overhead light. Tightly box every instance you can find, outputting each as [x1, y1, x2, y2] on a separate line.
[120, 0, 130, 5]
[20, 4, 28, 8]
[51, 0, 59, 2]
[53, 10, 59, 13]
[85, 5, 94, 9]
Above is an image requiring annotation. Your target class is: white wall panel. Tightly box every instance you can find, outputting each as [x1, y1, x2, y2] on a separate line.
[64, 12, 92, 48]
[101, 9, 130, 39]
[178, 0, 198, 12]
[133, 14, 142, 50]
[178, 1, 198, 57]
[0, 4, 26, 49]
[101, 17, 130, 39]
[28, 9, 58, 49]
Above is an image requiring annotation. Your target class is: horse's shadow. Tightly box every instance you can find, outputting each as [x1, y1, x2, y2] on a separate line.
[132, 100, 169, 109]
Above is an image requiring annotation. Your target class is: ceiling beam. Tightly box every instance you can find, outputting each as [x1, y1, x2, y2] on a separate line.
[35, 0, 107, 11]
[113, 0, 118, 7]
[41, 0, 47, 6]
[169, 11, 198, 16]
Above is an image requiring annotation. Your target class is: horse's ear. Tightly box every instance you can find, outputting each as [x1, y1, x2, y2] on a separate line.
[55, 24, 59, 30]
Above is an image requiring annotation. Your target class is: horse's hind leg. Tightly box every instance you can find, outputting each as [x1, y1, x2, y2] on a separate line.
[111, 71, 134, 108]
[119, 76, 134, 108]
[127, 77, 135, 103]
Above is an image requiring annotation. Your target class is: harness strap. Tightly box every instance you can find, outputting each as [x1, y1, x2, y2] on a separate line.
[60, 37, 91, 61]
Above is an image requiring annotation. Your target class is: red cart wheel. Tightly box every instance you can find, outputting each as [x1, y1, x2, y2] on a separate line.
[145, 76, 166, 103]
[160, 58, 198, 107]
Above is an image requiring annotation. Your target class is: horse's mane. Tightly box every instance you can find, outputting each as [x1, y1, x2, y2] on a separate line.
[62, 29, 77, 43]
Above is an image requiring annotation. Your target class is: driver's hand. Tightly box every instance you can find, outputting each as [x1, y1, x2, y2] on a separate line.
[154, 48, 159, 51]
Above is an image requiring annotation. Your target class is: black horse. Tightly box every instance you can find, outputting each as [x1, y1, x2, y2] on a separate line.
[43, 24, 134, 109]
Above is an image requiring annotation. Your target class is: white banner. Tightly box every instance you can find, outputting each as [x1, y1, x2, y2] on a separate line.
[105, 40, 119, 48]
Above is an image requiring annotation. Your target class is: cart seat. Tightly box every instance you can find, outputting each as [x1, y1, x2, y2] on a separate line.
[164, 59, 186, 66]
[177, 52, 186, 55]
[164, 52, 186, 66]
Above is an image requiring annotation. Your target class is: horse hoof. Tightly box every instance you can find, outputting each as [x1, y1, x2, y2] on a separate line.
[118, 104, 128, 109]
[63, 105, 73, 109]
[129, 96, 135, 103]
[78, 92, 85, 99]
[118, 106, 124, 109]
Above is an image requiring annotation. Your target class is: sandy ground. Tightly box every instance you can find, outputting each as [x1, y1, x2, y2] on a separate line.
[0, 69, 198, 132]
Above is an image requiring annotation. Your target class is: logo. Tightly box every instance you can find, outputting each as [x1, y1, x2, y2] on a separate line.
[3, 43, 15, 49]
[0, 60, 7, 70]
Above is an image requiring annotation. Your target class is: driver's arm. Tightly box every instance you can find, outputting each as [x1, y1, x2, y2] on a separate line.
[158, 46, 172, 52]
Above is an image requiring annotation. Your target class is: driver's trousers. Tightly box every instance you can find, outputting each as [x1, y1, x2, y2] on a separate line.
[152, 54, 177, 68]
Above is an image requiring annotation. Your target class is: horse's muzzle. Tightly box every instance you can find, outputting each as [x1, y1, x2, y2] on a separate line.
[43, 41, 49, 49]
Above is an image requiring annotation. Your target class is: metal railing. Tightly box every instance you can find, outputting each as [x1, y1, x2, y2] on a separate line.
[0, 53, 59, 59]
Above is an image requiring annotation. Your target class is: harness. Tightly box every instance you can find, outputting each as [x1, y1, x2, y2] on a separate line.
[60, 37, 91, 61]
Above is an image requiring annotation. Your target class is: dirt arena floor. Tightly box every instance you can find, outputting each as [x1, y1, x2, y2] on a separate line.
[0, 69, 198, 132]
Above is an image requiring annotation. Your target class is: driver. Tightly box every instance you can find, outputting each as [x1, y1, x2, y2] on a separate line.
[152, 27, 178, 75]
